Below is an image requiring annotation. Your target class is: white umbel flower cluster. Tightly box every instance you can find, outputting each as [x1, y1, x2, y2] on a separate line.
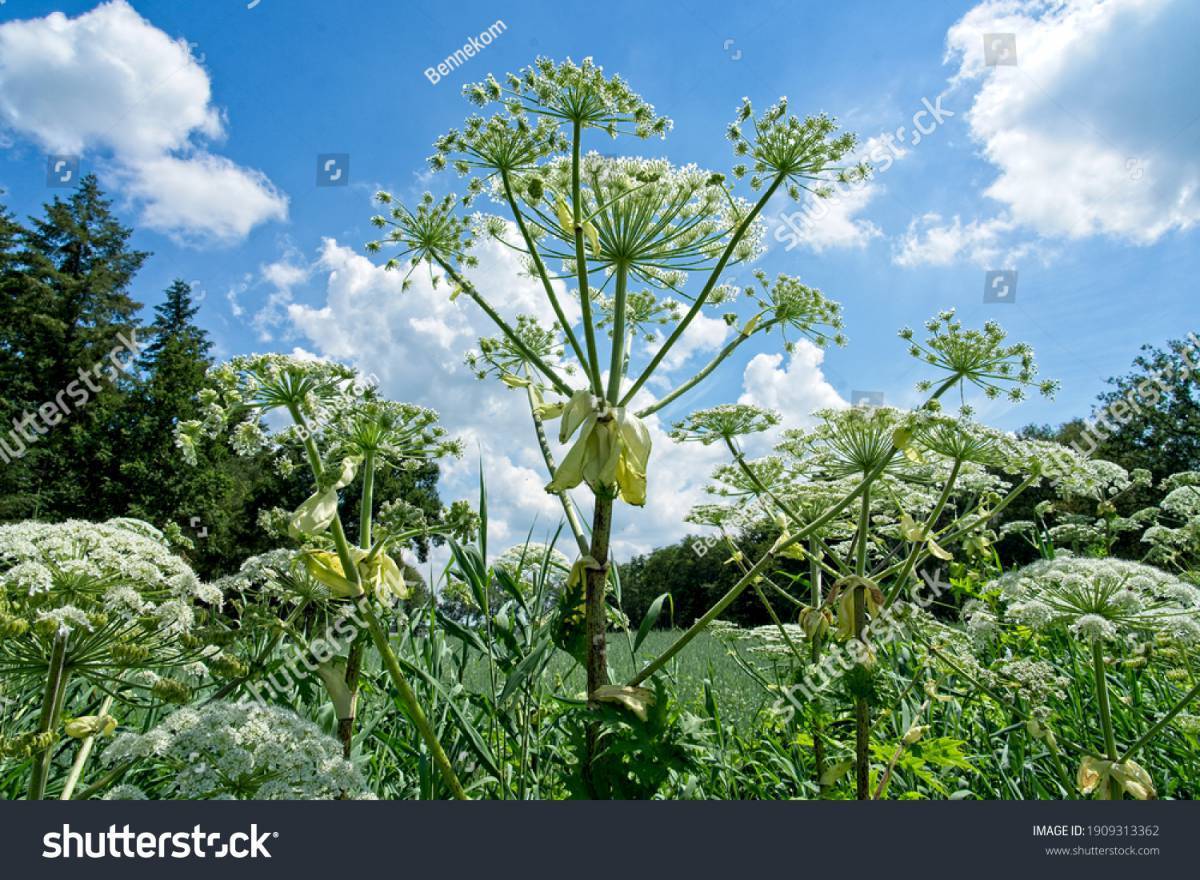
[971, 557, 1200, 644]
[103, 702, 371, 800]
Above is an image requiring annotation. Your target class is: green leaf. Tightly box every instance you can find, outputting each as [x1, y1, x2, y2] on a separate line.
[499, 637, 552, 706]
[634, 592, 672, 654]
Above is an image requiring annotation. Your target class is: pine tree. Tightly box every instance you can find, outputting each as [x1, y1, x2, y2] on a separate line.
[0, 199, 26, 403]
[0, 177, 148, 518]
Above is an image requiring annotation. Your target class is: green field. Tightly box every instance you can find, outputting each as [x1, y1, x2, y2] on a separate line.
[458, 630, 771, 728]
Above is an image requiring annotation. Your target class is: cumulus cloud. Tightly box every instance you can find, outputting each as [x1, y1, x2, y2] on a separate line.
[117, 154, 287, 244]
[285, 235, 592, 551]
[945, 0, 1200, 244]
[738, 342, 848, 435]
[644, 310, 731, 377]
[892, 211, 1052, 267]
[0, 0, 286, 244]
[770, 183, 885, 253]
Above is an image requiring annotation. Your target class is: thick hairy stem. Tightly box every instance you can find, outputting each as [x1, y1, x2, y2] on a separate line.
[582, 493, 614, 799]
[853, 488, 872, 801]
[1092, 641, 1122, 799]
[30, 632, 70, 800]
[339, 450, 377, 757]
[60, 693, 113, 800]
[586, 496, 614, 695]
[338, 636, 365, 759]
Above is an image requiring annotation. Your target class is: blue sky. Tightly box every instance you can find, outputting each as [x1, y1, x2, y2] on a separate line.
[2, 0, 1197, 557]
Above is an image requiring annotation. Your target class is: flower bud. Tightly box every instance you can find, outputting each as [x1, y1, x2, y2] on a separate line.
[798, 606, 831, 640]
[64, 715, 118, 739]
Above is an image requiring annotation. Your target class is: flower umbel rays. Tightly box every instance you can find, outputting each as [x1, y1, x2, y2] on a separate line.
[670, 404, 780, 446]
[902, 310, 1059, 411]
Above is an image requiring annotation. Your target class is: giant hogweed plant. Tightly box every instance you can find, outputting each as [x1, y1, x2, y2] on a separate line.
[0, 519, 232, 799]
[368, 58, 860, 767]
[673, 311, 1064, 797]
[175, 354, 471, 798]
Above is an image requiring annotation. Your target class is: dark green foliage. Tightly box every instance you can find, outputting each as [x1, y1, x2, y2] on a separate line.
[0, 175, 147, 519]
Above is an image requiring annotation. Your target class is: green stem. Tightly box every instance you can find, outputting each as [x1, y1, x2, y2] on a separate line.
[287, 404, 467, 799]
[627, 368, 961, 686]
[72, 759, 132, 801]
[525, 375, 590, 555]
[884, 458, 961, 605]
[435, 257, 573, 396]
[359, 449, 376, 549]
[29, 632, 70, 800]
[571, 119, 604, 394]
[726, 435, 804, 527]
[500, 170, 591, 376]
[1121, 678, 1200, 762]
[1092, 640, 1121, 799]
[853, 487, 872, 800]
[635, 318, 766, 419]
[606, 262, 629, 402]
[357, 599, 468, 799]
[622, 174, 784, 406]
[629, 460, 881, 685]
[809, 536, 828, 795]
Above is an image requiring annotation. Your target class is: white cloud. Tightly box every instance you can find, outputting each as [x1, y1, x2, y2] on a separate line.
[738, 342, 848, 436]
[251, 250, 311, 342]
[892, 211, 1050, 267]
[645, 310, 731, 377]
[945, 0, 1200, 244]
[285, 236, 586, 553]
[0, 0, 286, 244]
[117, 154, 287, 244]
[770, 183, 884, 254]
